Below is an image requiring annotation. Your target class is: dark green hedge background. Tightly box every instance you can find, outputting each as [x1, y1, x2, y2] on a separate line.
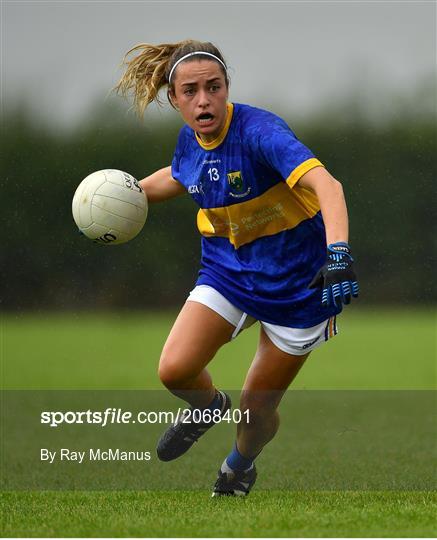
[2, 97, 435, 310]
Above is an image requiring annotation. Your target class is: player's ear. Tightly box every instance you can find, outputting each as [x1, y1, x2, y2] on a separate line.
[223, 78, 230, 101]
[168, 87, 179, 110]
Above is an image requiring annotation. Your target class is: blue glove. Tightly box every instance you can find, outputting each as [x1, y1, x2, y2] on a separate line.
[309, 242, 359, 307]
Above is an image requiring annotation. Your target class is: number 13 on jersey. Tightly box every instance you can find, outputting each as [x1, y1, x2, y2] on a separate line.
[208, 168, 220, 182]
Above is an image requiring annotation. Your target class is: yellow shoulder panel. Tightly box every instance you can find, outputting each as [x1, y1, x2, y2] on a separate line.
[285, 158, 325, 189]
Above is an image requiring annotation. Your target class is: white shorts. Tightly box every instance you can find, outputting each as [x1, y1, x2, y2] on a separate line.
[187, 285, 338, 356]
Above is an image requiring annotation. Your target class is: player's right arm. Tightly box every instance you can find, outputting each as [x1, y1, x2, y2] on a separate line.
[139, 166, 186, 203]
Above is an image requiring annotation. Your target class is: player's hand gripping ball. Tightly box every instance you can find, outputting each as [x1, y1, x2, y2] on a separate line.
[309, 242, 359, 307]
[72, 169, 148, 245]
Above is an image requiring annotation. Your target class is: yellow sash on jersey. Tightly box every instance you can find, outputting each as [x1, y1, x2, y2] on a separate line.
[197, 158, 324, 249]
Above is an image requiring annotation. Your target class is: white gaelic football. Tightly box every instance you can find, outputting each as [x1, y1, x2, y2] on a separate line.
[72, 169, 148, 245]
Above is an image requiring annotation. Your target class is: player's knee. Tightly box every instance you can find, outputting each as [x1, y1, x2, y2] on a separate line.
[158, 360, 183, 388]
[239, 392, 278, 425]
[158, 353, 192, 388]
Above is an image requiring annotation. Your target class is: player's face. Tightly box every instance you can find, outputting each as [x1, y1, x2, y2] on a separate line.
[171, 60, 229, 143]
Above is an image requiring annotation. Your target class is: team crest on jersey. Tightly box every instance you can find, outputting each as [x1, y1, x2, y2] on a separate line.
[227, 171, 251, 198]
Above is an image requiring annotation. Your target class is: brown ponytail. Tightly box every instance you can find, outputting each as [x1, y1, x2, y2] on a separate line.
[114, 40, 228, 116]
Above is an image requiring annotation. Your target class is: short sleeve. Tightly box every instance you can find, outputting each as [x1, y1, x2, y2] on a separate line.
[253, 114, 324, 189]
[171, 126, 189, 185]
[171, 149, 181, 183]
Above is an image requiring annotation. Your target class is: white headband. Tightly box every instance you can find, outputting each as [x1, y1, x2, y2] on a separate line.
[168, 51, 227, 84]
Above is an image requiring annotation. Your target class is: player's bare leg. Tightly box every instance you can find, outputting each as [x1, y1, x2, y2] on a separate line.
[158, 300, 234, 407]
[212, 328, 309, 496]
[236, 328, 309, 457]
[156, 300, 234, 461]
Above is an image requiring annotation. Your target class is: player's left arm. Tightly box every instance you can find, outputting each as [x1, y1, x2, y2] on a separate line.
[298, 166, 348, 244]
[298, 166, 359, 307]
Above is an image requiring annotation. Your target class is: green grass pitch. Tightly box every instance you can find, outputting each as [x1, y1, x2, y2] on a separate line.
[1, 308, 436, 537]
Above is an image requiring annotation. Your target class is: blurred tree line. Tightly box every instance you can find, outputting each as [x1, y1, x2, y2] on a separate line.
[1, 92, 435, 311]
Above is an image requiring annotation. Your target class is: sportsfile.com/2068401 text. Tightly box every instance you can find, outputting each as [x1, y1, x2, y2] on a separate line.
[40, 408, 250, 428]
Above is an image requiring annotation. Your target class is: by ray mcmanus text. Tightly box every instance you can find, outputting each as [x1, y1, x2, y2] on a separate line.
[40, 448, 152, 464]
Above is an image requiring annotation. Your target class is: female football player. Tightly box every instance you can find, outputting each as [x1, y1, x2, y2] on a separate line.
[115, 40, 358, 496]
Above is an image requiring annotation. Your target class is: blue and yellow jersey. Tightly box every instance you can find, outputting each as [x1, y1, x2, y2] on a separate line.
[171, 102, 341, 328]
